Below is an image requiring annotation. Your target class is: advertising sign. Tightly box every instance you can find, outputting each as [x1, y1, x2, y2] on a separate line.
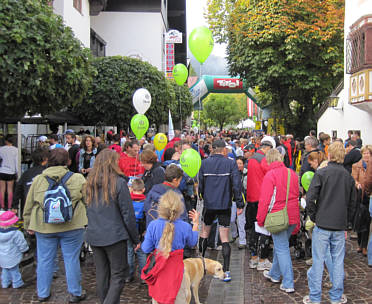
[165, 30, 183, 44]
[213, 78, 243, 90]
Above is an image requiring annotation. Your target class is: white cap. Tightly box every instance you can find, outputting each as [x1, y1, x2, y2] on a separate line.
[261, 136, 276, 149]
[37, 136, 48, 142]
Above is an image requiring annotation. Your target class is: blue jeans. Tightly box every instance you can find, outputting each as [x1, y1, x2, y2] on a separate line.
[367, 233, 372, 266]
[35, 229, 84, 298]
[127, 239, 147, 277]
[1, 264, 23, 288]
[269, 224, 296, 289]
[307, 226, 345, 303]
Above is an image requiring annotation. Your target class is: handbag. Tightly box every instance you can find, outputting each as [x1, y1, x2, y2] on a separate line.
[353, 188, 370, 233]
[264, 169, 290, 234]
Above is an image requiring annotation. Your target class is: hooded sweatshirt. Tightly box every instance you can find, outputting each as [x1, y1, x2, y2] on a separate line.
[0, 227, 29, 268]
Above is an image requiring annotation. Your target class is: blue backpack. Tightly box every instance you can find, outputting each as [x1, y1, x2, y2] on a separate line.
[43, 171, 74, 224]
[132, 200, 145, 229]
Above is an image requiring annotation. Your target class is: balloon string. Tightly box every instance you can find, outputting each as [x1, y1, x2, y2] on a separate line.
[196, 63, 202, 210]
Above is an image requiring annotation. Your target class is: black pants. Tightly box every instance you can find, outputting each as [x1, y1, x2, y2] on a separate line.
[358, 218, 371, 248]
[246, 202, 270, 258]
[91, 240, 128, 304]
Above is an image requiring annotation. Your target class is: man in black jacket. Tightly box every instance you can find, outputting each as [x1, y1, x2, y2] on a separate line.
[304, 142, 356, 304]
[12, 147, 49, 216]
[198, 139, 244, 282]
[300, 136, 319, 180]
[343, 140, 362, 174]
[64, 131, 80, 173]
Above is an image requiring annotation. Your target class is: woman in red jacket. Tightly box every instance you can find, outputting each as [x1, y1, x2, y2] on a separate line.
[257, 149, 300, 293]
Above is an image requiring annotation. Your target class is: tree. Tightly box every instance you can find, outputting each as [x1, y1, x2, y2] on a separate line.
[169, 81, 194, 129]
[0, 0, 95, 117]
[73, 56, 193, 129]
[203, 93, 244, 130]
[207, 0, 344, 136]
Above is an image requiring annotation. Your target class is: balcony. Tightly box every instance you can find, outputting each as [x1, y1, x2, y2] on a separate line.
[349, 68, 372, 111]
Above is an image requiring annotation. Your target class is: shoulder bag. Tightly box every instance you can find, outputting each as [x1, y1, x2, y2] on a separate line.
[264, 169, 290, 234]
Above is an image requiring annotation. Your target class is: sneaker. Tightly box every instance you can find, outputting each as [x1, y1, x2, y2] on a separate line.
[68, 290, 87, 303]
[238, 244, 246, 249]
[280, 283, 295, 293]
[330, 294, 347, 304]
[303, 295, 320, 304]
[216, 245, 222, 251]
[263, 270, 280, 283]
[223, 271, 231, 282]
[249, 257, 258, 269]
[257, 259, 272, 271]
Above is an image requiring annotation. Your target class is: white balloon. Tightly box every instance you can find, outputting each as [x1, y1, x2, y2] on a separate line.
[132, 88, 151, 114]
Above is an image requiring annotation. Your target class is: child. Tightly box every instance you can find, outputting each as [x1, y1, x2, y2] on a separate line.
[126, 178, 147, 283]
[0, 211, 29, 289]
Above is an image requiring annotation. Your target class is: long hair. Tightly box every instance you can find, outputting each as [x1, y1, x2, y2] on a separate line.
[85, 149, 123, 205]
[157, 190, 184, 258]
[308, 151, 326, 165]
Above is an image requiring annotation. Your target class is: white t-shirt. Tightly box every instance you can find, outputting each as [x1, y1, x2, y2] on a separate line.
[0, 145, 18, 175]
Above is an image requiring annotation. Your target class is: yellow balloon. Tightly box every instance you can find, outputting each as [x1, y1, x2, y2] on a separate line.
[154, 133, 168, 151]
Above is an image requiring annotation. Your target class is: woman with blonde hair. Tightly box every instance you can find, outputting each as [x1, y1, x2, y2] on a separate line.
[141, 190, 199, 304]
[257, 149, 300, 293]
[307, 151, 328, 170]
[85, 149, 139, 304]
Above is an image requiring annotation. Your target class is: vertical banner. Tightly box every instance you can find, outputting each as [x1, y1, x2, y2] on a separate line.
[168, 110, 174, 141]
[247, 97, 253, 117]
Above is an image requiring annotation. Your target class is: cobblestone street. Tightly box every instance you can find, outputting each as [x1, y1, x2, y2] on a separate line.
[1, 237, 371, 304]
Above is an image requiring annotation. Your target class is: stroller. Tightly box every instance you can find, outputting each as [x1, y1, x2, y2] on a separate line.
[289, 199, 312, 259]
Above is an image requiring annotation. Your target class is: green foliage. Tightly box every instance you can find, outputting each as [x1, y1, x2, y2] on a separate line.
[73, 56, 192, 129]
[0, 0, 95, 117]
[169, 81, 193, 126]
[207, 0, 344, 136]
[202, 93, 245, 130]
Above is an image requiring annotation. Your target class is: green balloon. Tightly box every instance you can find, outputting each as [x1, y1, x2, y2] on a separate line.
[188, 26, 214, 64]
[180, 148, 201, 178]
[301, 171, 314, 192]
[172, 64, 188, 86]
[130, 114, 149, 140]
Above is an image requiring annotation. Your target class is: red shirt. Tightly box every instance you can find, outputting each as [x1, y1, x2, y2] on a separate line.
[161, 137, 181, 161]
[246, 150, 269, 202]
[284, 140, 293, 166]
[119, 152, 144, 177]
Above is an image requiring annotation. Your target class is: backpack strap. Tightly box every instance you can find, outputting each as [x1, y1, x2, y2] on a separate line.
[60, 171, 74, 199]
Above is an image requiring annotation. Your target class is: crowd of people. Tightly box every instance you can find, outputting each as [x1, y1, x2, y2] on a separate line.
[0, 127, 371, 304]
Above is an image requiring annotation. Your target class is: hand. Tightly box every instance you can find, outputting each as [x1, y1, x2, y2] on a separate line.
[188, 209, 200, 224]
[237, 208, 243, 216]
[134, 243, 141, 252]
[356, 183, 362, 190]
[27, 230, 35, 235]
[11, 209, 18, 214]
[86, 168, 92, 173]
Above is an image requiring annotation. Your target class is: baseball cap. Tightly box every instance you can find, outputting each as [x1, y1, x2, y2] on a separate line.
[212, 139, 227, 148]
[37, 136, 48, 142]
[64, 129, 75, 135]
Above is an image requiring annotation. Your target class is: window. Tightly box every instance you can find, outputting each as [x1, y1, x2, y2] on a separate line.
[73, 0, 82, 13]
[90, 29, 106, 57]
[346, 15, 372, 74]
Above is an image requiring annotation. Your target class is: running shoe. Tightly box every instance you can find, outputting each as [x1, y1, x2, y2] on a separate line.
[249, 257, 258, 269]
[263, 270, 280, 283]
[330, 294, 347, 304]
[303, 295, 320, 304]
[280, 284, 295, 293]
[257, 259, 272, 271]
[223, 271, 231, 282]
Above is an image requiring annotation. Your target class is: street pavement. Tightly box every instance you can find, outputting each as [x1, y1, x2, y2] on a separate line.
[1, 237, 371, 303]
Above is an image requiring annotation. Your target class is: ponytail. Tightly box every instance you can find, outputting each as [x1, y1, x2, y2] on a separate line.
[157, 190, 184, 258]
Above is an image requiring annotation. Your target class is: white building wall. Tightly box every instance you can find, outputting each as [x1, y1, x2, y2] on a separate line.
[91, 12, 165, 71]
[318, 0, 372, 144]
[53, 0, 91, 48]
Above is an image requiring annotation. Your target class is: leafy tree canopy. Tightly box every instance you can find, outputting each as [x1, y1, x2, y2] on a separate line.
[206, 0, 344, 136]
[0, 0, 95, 117]
[202, 93, 247, 130]
[73, 56, 193, 129]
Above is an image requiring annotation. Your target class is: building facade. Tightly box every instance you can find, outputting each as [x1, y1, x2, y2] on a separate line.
[318, 0, 372, 143]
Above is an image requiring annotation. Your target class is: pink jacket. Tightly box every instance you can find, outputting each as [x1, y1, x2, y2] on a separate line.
[257, 162, 300, 231]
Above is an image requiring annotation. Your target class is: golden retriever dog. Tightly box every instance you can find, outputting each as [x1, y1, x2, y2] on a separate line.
[182, 258, 225, 304]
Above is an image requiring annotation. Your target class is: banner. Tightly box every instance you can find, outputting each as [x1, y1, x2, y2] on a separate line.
[168, 110, 174, 141]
